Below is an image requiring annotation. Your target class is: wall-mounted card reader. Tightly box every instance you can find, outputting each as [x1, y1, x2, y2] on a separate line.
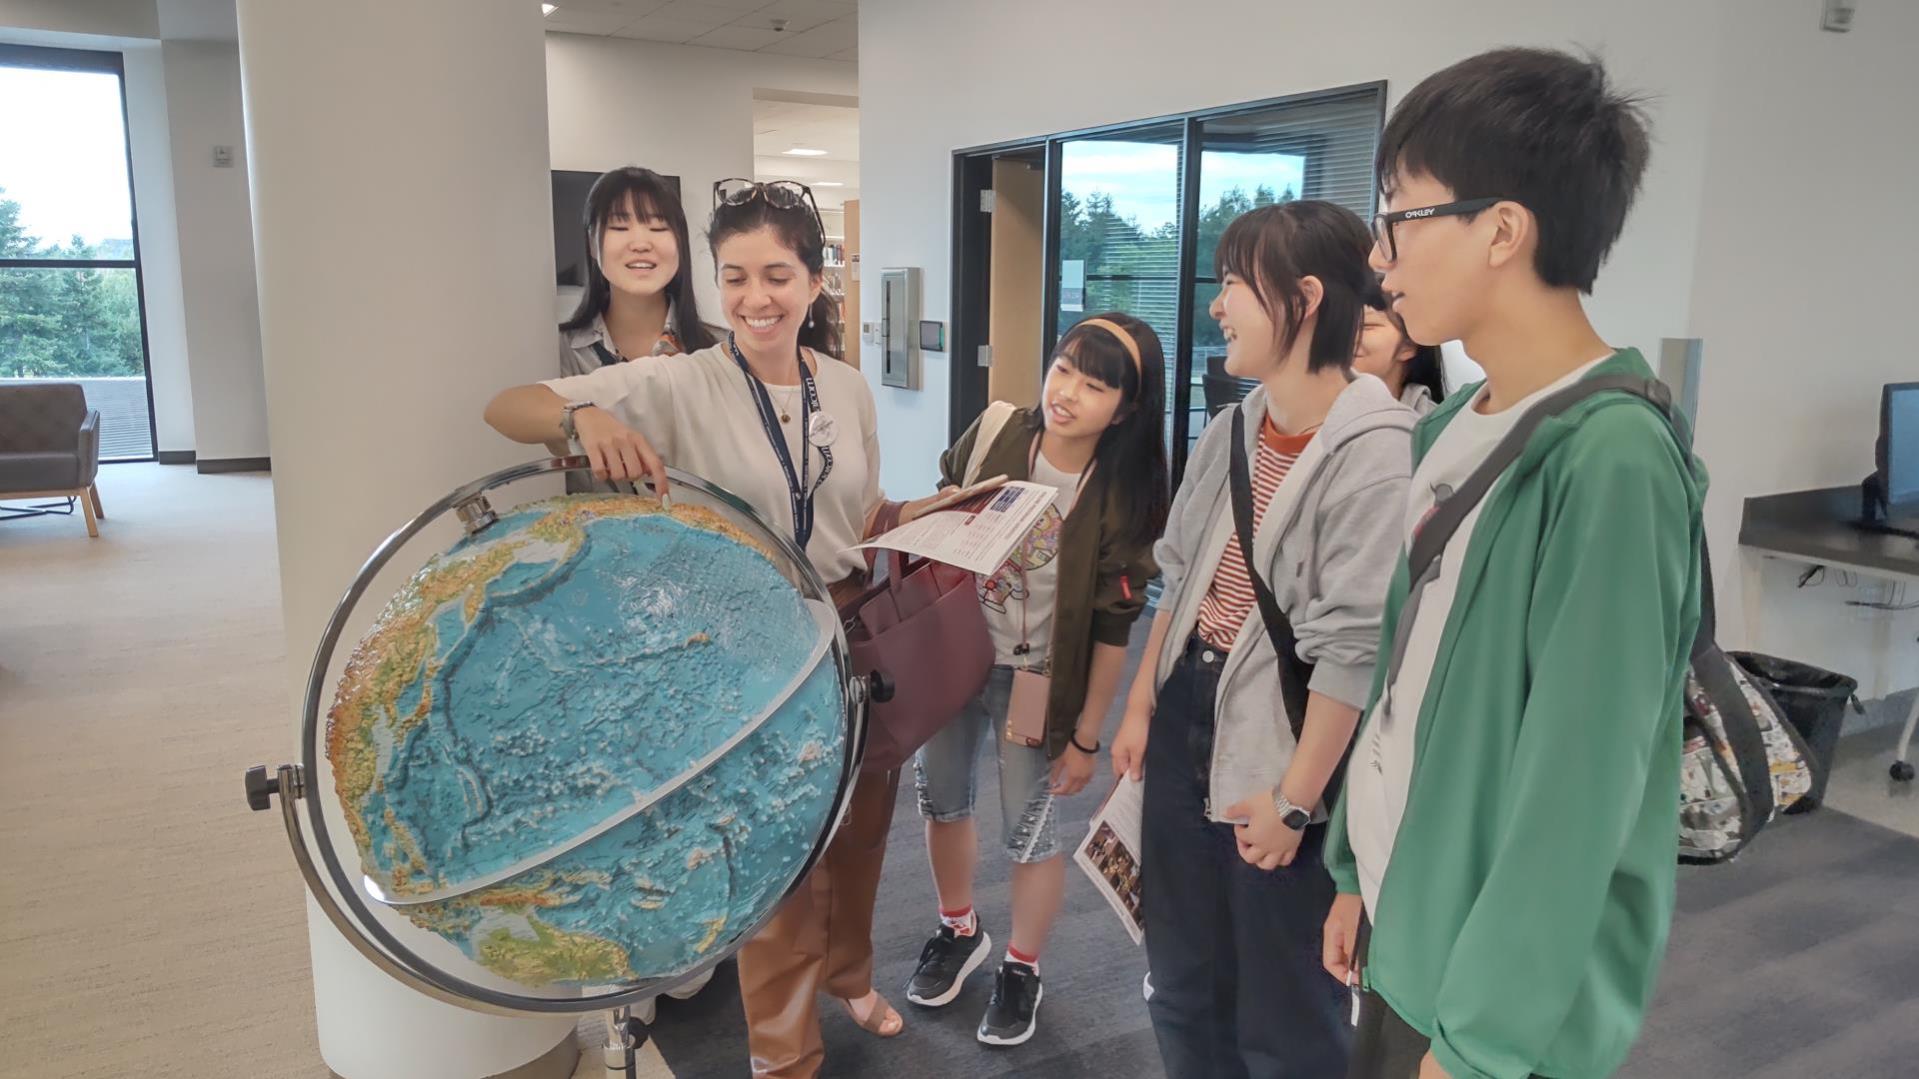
[880, 267, 922, 390]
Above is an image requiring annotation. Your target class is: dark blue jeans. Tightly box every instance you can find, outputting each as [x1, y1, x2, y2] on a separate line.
[1142, 639, 1351, 1079]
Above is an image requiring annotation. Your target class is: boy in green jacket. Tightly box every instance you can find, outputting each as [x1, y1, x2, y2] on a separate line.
[1321, 48, 1708, 1079]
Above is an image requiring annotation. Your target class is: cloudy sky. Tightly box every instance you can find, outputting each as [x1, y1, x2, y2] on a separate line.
[1, 66, 134, 250]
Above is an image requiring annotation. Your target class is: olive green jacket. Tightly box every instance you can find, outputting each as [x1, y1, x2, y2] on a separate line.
[939, 407, 1157, 758]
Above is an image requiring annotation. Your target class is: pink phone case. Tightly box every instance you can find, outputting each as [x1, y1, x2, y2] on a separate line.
[1004, 669, 1050, 747]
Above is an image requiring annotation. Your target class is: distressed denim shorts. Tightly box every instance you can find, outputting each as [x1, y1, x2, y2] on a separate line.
[913, 667, 1061, 863]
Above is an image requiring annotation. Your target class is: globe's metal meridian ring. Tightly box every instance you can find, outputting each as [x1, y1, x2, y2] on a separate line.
[264, 456, 867, 1016]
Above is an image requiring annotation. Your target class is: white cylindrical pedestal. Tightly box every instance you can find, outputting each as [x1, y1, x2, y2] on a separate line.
[237, 1, 577, 1075]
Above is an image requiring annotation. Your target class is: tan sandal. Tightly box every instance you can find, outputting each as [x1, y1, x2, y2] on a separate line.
[842, 989, 904, 1038]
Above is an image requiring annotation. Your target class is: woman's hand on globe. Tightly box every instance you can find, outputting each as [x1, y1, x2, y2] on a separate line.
[574, 406, 670, 499]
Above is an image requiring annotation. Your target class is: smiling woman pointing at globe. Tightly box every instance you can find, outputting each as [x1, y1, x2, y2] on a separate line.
[485, 178, 917, 1078]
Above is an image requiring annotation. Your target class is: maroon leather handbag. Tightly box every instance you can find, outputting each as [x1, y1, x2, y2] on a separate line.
[839, 546, 993, 773]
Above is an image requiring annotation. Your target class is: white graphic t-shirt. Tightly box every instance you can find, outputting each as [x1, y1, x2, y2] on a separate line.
[979, 448, 1084, 669]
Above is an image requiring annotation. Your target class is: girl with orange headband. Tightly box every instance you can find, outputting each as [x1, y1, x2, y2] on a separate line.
[902, 311, 1168, 1047]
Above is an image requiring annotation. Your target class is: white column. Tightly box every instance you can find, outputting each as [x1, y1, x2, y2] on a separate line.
[236, 1, 577, 1076]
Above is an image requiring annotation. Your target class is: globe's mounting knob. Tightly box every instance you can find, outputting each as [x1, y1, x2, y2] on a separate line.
[244, 764, 278, 811]
[867, 671, 895, 704]
[455, 494, 498, 535]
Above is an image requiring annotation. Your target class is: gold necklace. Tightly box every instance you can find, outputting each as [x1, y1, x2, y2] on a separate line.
[773, 384, 801, 423]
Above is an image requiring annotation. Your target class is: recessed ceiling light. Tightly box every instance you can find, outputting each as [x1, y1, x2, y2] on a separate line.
[542, 4, 557, 15]
[783, 147, 828, 157]
[813, 181, 845, 187]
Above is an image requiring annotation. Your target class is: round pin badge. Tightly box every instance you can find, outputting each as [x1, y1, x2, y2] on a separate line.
[807, 411, 839, 448]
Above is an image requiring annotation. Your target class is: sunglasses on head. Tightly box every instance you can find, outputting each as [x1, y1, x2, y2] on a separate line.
[713, 179, 826, 239]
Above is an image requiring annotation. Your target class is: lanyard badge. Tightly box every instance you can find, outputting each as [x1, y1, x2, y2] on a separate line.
[727, 334, 834, 549]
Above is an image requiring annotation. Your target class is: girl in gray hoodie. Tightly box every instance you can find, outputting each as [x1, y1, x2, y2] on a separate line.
[1110, 201, 1413, 1078]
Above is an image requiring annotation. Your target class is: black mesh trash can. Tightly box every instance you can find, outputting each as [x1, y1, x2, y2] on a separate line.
[1730, 652, 1860, 811]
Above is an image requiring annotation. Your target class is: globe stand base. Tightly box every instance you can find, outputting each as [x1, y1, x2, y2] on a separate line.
[325, 1031, 579, 1079]
[601, 1007, 649, 1078]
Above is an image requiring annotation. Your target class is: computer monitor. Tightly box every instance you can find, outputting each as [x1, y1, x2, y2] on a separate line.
[1882, 382, 1919, 516]
[1860, 381, 1919, 539]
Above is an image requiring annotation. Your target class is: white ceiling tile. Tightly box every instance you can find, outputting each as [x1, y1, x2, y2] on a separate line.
[759, 15, 854, 58]
[548, 0, 664, 14]
[728, 10, 832, 35]
[542, 10, 634, 35]
[752, 100, 858, 159]
[753, 0, 850, 21]
[828, 46, 857, 60]
[661, 0, 772, 15]
[688, 25, 786, 50]
[614, 14, 727, 42]
[639, 1, 745, 30]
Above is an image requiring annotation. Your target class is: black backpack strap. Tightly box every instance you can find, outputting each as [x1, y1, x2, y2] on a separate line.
[1386, 375, 1701, 689]
[591, 341, 623, 367]
[1694, 643, 1776, 826]
[1229, 407, 1347, 802]
[1405, 375, 1672, 585]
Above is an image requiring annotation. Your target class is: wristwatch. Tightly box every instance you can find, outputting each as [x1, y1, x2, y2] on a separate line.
[560, 401, 596, 442]
[1271, 790, 1312, 831]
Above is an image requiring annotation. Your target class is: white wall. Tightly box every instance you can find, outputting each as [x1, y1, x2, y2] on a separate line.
[858, 0, 1719, 497]
[160, 37, 267, 462]
[544, 33, 856, 320]
[1686, 0, 1919, 695]
[860, 0, 1916, 694]
[120, 42, 197, 453]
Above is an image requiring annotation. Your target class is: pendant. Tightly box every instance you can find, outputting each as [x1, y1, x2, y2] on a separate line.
[780, 411, 791, 424]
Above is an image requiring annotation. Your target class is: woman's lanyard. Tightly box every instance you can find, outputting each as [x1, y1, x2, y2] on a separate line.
[1011, 430, 1095, 662]
[727, 333, 833, 550]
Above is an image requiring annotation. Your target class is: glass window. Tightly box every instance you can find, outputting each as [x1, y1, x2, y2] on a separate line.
[0, 48, 153, 461]
[0, 65, 135, 260]
[1181, 92, 1383, 447]
[982, 86, 1382, 485]
[1055, 123, 1185, 446]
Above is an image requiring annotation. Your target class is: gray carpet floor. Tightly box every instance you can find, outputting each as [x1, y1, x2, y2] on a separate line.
[645, 735, 1919, 1078]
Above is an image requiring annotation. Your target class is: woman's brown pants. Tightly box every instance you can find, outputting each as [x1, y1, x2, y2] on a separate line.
[736, 767, 900, 1078]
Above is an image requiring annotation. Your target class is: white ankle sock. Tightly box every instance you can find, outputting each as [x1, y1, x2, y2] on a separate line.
[940, 908, 977, 936]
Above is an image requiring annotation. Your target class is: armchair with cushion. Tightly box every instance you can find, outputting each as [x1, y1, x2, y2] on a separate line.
[0, 382, 105, 537]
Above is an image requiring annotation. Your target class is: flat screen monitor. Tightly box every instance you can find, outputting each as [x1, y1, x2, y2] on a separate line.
[1881, 381, 1919, 514]
[551, 169, 683, 288]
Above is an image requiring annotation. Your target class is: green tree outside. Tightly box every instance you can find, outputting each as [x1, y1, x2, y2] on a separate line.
[0, 187, 145, 379]
[1056, 182, 1293, 353]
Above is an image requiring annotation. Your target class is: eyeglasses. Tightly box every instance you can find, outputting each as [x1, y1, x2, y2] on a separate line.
[1370, 197, 1508, 262]
[713, 178, 825, 239]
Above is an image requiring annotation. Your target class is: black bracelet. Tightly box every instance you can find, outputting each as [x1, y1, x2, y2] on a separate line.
[1070, 732, 1100, 754]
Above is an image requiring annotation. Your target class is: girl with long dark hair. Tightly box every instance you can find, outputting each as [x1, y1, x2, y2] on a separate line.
[904, 313, 1166, 1046]
[557, 166, 718, 379]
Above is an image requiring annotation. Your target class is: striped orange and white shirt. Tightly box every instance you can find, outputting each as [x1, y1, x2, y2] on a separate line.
[1195, 417, 1316, 650]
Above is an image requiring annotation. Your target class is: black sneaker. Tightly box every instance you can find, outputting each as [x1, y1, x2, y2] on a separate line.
[906, 923, 993, 1007]
[976, 961, 1043, 1046]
